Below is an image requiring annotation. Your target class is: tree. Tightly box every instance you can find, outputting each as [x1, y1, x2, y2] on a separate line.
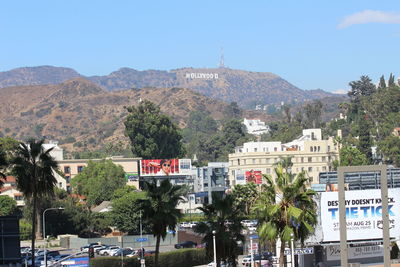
[224, 102, 242, 120]
[0, 137, 19, 185]
[304, 100, 323, 128]
[12, 139, 58, 265]
[124, 100, 185, 159]
[230, 183, 259, 216]
[348, 75, 376, 100]
[388, 73, 395, 87]
[111, 187, 147, 234]
[378, 136, 400, 167]
[139, 179, 185, 267]
[338, 146, 368, 166]
[378, 75, 386, 89]
[282, 105, 291, 124]
[195, 194, 245, 266]
[71, 159, 126, 207]
[254, 164, 317, 267]
[357, 113, 373, 163]
[0, 195, 18, 216]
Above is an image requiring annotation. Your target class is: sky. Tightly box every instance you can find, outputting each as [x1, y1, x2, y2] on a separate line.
[1, 1, 400, 93]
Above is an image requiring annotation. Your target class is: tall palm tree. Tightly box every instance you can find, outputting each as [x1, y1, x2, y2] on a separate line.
[195, 194, 245, 267]
[139, 178, 184, 267]
[254, 164, 317, 267]
[12, 139, 58, 265]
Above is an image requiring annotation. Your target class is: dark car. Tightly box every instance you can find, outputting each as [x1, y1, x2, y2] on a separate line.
[174, 241, 197, 249]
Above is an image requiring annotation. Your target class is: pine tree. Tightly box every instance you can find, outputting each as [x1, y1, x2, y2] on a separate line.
[378, 75, 386, 89]
[357, 112, 373, 163]
[388, 73, 395, 87]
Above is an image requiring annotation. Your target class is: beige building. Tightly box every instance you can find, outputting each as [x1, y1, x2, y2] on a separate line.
[58, 156, 141, 192]
[0, 176, 25, 206]
[228, 129, 340, 186]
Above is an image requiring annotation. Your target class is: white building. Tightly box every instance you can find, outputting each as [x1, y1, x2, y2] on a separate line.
[243, 118, 270, 135]
[229, 129, 340, 186]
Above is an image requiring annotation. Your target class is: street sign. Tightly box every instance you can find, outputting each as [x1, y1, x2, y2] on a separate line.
[136, 237, 148, 242]
[167, 230, 175, 234]
[140, 259, 145, 264]
[284, 247, 314, 255]
[249, 234, 259, 239]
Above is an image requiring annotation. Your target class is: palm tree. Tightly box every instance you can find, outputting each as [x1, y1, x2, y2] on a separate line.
[12, 139, 58, 265]
[254, 164, 317, 267]
[139, 178, 184, 267]
[195, 194, 245, 267]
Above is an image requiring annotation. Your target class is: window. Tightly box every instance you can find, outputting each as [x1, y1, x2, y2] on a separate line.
[64, 166, 70, 174]
[308, 157, 312, 163]
[309, 176, 314, 182]
[266, 168, 271, 174]
[77, 166, 84, 173]
[328, 146, 331, 152]
[322, 166, 326, 171]
[246, 148, 249, 152]
[308, 167, 313, 172]
[310, 147, 313, 152]
[238, 159, 240, 166]
[252, 159, 256, 164]
[318, 146, 321, 152]
[59, 182, 63, 188]
[328, 156, 332, 162]
[301, 157, 304, 163]
[65, 176, 71, 183]
[265, 158, 270, 163]
[14, 196, 23, 201]
[274, 147, 278, 152]
[244, 159, 247, 165]
[254, 148, 257, 152]
[322, 156, 326, 162]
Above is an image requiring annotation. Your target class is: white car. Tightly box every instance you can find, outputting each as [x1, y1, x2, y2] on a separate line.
[179, 222, 191, 228]
[188, 221, 198, 228]
[248, 226, 257, 233]
[100, 246, 120, 256]
[241, 255, 269, 266]
[241, 220, 253, 227]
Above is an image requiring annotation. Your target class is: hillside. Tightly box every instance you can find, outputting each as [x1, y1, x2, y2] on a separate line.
[0, 66, 336, 109]
[0, 78, 267, 152]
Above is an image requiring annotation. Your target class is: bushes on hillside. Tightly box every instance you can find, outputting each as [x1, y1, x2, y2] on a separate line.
[91, 248, 210, 267]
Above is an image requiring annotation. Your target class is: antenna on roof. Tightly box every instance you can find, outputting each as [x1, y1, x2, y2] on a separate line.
[219, 47, 225, 68]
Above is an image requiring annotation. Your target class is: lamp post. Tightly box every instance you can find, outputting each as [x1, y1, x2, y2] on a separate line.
[43, 207, 64, 267]
[250, 237, 254, 267]
[140, 210, 145, 267]
[290, 233, 295, 267]
[212, 230, 217, 267]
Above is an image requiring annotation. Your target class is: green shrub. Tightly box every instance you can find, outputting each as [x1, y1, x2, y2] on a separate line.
[20, 219, 32, 241]
[91, 248, 209, 267]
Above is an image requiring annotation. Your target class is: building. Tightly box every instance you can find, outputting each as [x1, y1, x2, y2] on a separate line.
[228, 129, 340, 186]
[194, 162, 229, 204]
[0, 176, 24, 206]
[58, 156, 141, 192]
[243, 118, 269, 135]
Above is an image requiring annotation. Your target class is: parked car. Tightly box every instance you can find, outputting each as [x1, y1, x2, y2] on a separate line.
[179, 222, 191, 228]
[110, 248, 134, 257]
[126, 250, 138, 258]
[80, 242, 100, 251]
[100, 246, 120, 256]
[241, 254, 270, 266]
[174, 241, 197, 249]
[188, 221, 198, 228]
[94, 245, 108, 254]
[241, 220, 253, 227]
[248, 226, 257, 232]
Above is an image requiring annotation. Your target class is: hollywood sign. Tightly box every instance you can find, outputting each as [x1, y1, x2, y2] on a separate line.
[185, 73, 219, 79]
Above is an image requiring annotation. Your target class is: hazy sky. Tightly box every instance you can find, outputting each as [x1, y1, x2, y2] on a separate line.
[2, 1, 400, 93]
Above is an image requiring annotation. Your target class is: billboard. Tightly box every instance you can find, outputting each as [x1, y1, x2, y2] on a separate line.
[125, 172, 139, 181]
[326, 243, 383, 261]
[320, 188, 400, 242]
[140, 159, 191, 177]
[235, 170, 245, 185]
[245, 170, 262, 184]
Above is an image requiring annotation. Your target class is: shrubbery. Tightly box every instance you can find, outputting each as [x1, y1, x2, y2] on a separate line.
[91, 248, 209, 267]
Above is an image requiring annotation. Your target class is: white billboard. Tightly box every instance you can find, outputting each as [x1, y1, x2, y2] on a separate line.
[326, 243, 383, 261]
[321, 188, 400, 242]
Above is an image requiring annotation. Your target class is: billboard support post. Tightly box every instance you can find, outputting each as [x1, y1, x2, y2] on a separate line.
[338, 165, 389, 267]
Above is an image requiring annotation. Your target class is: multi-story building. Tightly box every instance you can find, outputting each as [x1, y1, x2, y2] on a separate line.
[58, 156, 141, 192]
[193, 162, 229, 204]
[243, 118, 270, 135]
[228, 129, 340, 186]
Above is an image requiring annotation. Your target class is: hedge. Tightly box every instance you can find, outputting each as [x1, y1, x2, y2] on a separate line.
[90, 248, 210, 267]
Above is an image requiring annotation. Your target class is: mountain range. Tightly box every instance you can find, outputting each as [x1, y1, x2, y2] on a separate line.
[0, 66, 337, 109]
